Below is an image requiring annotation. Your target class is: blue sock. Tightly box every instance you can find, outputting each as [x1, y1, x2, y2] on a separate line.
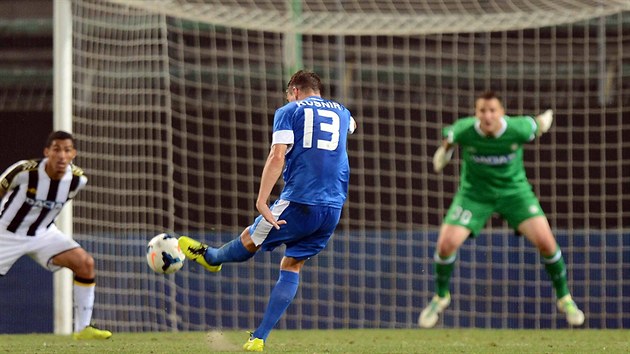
[204, 237, 254, 265]
[253, 270, 300, 341]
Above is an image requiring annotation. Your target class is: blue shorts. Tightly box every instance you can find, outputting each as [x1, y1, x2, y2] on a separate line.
[248, 199, 342, 260]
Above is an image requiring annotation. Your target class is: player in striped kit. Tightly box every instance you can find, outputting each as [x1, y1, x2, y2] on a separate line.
[179, 70, 356, 351]
[419, 91, 584, 328]
[0, 131, 111, 339]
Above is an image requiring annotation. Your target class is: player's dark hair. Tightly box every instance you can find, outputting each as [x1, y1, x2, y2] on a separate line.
[287, 70, 323, 95]
[45, 130, 75, 148]
[477, 90, 502, 102]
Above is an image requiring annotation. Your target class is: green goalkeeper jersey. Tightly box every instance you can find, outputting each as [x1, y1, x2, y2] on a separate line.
[443, 115, 539, 200]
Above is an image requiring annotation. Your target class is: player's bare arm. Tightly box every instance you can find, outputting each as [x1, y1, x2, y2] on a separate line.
[256, 143, 289, 229]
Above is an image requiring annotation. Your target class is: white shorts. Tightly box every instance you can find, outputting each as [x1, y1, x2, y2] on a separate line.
[0, 224, 80, 275]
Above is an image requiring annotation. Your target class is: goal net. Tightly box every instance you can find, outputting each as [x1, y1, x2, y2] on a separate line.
[69, 0, 630, 332]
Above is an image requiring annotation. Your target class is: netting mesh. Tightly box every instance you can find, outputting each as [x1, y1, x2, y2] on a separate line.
[71, 0, 629, 331]
[108, 0, 630, 35]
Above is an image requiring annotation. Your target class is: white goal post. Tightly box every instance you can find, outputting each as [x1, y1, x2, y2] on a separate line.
[52, 0, 73, 335]
[60, 0, 630, 332]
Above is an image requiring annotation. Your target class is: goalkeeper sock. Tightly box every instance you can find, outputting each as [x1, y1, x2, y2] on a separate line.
[253, 270, 299, 341]
[434, 252, 456, 298]
[542, 247, 570, 299]
[73, 276, 95, 332]
[204, 237, 254, 265]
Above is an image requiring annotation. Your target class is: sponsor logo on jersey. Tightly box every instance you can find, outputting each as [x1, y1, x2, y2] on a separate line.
[25, 197, 64, 210]
[529, 205, 539, 214]
[27, 188, 37, 195]
[471, 153, 516, 165]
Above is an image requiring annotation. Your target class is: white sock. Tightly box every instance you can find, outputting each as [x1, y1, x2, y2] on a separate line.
[73, 277, 95, 332]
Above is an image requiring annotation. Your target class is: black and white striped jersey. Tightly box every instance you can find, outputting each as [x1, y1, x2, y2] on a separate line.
[0, 158, 87, 236]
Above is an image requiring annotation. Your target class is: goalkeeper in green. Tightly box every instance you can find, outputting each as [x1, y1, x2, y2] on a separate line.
[419, 91, 584, 328]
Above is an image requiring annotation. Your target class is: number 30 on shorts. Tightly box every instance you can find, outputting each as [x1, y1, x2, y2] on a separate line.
[451, 206, 472, 225]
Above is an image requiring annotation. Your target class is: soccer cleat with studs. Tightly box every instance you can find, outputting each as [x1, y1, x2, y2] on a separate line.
[73, 325, 112, 340]
[557, 294, 585, 326]
[178, 236, 222, 272]
[418, 292, 451, 328]
[243, 332, 265, 352]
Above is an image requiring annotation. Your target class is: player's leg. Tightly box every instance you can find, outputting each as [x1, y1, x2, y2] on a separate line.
[52, 247, 109, 338]
[518, 215, 585, 326]
[244, 204, 341, 352]
[419, 193, 490, 328]
[36, 227, 111, 339]
[51, 247, 95, 332]
[179, 227, 258, 272]
[521, 217, 571, 299]
[179, 200, 292, 272]
[434, 223, 470, 296]
[418, 223, 469, 328]
[244, 256, 305, 352]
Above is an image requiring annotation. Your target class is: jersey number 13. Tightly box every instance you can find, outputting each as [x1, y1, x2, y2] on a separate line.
[303, 108, 340, 151]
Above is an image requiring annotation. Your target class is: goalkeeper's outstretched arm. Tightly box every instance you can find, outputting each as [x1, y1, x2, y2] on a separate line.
[536, 109, 553, 136]
[433, 140, 455, 173]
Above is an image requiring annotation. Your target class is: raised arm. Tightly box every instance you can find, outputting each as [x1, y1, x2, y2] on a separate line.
[536, 109, 553, 136]
[432, 139, 455, 173]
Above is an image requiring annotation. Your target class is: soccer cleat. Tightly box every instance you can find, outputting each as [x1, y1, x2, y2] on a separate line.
[73, 325, 112, 340]
[418, 293, 451, 328]
[243, 332, 265, 352]
[557, 294, 585, 326]
[178, 236, 222, 272]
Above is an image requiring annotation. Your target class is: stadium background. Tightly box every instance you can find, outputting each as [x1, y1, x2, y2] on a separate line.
[0, 0, 628, 333]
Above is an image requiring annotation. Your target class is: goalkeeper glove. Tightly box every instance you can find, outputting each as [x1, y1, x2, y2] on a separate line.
[349, 116, 357, 134]
[537, 109, 553, 135]
[433, 145, 454, 173]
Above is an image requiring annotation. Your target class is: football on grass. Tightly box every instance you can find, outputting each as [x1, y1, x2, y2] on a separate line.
[146, 233, 185, 274]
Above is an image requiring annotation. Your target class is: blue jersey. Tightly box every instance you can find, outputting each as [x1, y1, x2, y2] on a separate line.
[271, 96, 353, 209]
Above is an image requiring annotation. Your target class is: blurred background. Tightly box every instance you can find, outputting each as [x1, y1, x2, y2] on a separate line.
[0, 0, 53, 333]
[0, 0, 628, 334]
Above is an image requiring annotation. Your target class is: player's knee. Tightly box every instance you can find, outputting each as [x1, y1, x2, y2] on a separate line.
[538, 242, 558, 257]
[74, 252, 95, 277]
[83, 253, 95, 271]
[280, 257, 305, 272]
[240, 229, 260, 253]
[436, 239, 459, 256]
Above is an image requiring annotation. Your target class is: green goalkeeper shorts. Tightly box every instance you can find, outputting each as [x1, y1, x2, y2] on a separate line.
[444, 189, 545, 237]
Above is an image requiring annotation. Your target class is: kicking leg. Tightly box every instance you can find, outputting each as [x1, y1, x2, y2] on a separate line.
[179, 227, 258, 272]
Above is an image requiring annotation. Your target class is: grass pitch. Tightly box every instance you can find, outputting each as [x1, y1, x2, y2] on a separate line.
[0, 329, 628, 353]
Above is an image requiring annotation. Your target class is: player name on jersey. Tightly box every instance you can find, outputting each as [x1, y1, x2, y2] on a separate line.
[296, 99, 342, 110]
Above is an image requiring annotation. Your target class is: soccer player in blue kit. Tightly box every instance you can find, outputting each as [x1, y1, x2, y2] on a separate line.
[179, 70, 356, 352]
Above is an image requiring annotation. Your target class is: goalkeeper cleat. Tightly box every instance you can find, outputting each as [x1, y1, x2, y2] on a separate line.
[557, 294, 585, 326]
[243, 332, 265, 352]
[73, 325, 112, 340]
[178, 236, 222, 272]
[418, 293, 451, 328]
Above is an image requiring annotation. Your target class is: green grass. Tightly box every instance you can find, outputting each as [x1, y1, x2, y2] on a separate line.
[0, 329, 628, 353]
